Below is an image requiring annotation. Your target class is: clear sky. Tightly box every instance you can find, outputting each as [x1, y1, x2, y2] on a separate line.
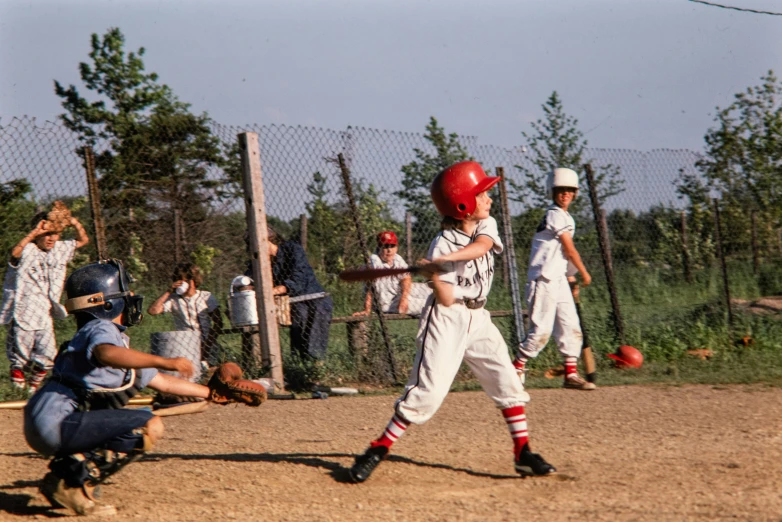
[1, 0, 781, 152]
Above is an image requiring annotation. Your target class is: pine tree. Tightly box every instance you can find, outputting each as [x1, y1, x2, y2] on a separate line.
[511, 91, 624, 219]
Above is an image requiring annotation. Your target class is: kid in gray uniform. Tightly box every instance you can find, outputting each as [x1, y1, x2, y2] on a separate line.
[25, 259, 212, 516]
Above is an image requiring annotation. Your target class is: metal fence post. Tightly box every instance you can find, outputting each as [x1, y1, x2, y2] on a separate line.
[496, 168, 525, 346]
[405, 212, 413, 263]
[238, 131, 285, 392]
[337, 153, 399, 384]
[680, 210, 692, 283]
[584, 163, 625, 345]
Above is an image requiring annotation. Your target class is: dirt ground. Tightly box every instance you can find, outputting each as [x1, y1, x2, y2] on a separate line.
[0, 384, 781, 521]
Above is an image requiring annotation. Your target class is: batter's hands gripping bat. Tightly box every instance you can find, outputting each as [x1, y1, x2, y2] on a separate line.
[570, 281, 597, 383]
[339, 262, 445, 283]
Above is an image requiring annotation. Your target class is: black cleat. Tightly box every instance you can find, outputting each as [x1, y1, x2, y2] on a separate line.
[349, 446, 388, 483]
[515, 444, 557, 477]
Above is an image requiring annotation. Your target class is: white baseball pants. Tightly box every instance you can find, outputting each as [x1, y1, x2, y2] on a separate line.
[395, 297, 530, 425]
[518, 275, 582, 360]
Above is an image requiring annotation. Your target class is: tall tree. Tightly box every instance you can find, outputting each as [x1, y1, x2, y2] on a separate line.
[511, 91, 624, 219]
[396, 117, 471, 248]
[54, 28, 234, 279]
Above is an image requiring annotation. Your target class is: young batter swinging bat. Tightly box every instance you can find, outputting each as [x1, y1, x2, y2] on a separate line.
[571, 282, 597, 383]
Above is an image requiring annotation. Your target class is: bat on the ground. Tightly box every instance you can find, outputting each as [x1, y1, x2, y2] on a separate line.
[572, 284, 597, 383]
[0, 395, 154, 411]
[339, 263, 444, 283]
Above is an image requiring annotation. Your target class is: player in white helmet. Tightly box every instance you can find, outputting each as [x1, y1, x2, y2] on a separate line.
[348, 161, 557, 483]
[513, 168, 596, 390]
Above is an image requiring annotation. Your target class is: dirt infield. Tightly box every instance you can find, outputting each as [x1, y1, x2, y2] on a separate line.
[0, 384, 781, 521]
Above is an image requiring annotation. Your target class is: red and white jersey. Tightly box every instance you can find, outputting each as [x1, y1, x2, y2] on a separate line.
[427, 217, 503, 301]
[527, 205, 576, 281]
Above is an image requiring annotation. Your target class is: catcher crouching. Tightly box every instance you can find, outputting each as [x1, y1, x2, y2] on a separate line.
[23, 259, 266, 516]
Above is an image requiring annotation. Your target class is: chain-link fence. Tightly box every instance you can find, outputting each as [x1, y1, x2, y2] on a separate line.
[1, 116, 777, 394]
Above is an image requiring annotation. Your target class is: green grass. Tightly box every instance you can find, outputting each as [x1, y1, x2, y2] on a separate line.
[2, 259, 782, 401]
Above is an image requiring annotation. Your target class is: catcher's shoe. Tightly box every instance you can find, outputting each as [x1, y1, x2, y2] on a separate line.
[349, 446, 388, 483]
[39, 473, 116, 516]
[515, 444, 557, 477]
[563, 374, 597, 390]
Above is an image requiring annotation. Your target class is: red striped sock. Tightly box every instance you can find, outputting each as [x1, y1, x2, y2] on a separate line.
[502, 405, 529, 458]
[564, 356, 578, 377]
[513, 357, 526, 372]
[370, 413, 410, 450]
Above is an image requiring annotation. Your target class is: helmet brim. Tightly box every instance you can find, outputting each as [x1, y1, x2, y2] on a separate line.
[475, 176, 501, 195]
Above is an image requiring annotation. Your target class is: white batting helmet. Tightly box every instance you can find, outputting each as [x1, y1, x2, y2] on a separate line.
[545, 168, 579, 200]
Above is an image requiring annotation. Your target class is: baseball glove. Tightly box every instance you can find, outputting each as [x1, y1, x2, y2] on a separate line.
[47, 200, 72, 233]
[207, 362, 267, 406]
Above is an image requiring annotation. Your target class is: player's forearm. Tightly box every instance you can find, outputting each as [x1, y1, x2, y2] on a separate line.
[435, 237, 493, 263]
[147, 373, 210, 398]
[565, 250, 588, 277]
[94, 344, 177, 371]
[147, 292, 171, 315]
[430, 274, 455, 306]
[10, 231, 36, 259]
[72, 220, 90, 248]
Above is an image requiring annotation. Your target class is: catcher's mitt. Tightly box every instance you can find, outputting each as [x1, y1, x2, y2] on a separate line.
[47, 201, 72, 233]
[207, 362, 267, 406]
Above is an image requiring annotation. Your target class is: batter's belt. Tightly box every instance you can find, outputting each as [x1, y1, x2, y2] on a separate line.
[454, 298, 487, 309]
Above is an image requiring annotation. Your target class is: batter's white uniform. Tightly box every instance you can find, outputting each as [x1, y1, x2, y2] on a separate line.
[518, 206, 582, 360]
[367, 253, 431, 316]
[395, 217, 530, 425]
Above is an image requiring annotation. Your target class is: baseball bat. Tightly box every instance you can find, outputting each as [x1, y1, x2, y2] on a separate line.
[572, 288, 597, 383]
[339, 263, 444, 283]
[0, 395, 155, 411]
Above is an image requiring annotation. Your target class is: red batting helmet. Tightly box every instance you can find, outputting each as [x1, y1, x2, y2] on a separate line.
[430, 161, 501, 220]
[376, 231, 398, 246]
[608, 345, 644, 369]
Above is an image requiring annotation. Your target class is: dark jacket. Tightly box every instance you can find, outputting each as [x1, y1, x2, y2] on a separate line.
[270, 241, 324, 297]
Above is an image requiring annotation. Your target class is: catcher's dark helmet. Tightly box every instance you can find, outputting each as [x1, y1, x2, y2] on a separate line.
[64, 259, 144, 326]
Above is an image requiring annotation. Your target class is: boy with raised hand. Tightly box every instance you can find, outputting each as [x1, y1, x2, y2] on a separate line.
[1, 207, 89, 393]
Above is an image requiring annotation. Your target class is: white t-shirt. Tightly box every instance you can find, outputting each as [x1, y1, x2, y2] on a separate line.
[1, 240, 76, 330]
[527, 205, 576, 281]
[367, 253, 409, 312]
[427, 217, 503, 301]
[162, 290, 220, 341]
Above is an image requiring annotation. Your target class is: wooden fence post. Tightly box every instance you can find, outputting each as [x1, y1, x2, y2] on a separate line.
[337, 153, 399, 384]
[300, 213, 308, 253]
[405, 212, 413, 263]
[751, 210, 759, 275]
[174, 209, 182, 264]
[238, 132, 285, 392]
[83, 146, 107, 260]
[584, 163, 625, 345]
[680, 210, 692, 283]
[712, 198, 733, 327]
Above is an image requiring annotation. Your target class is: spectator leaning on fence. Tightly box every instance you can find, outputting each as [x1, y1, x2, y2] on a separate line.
[147, 263, 224, 368]
[264, 226, 334, 374]
[1, 211, 89, 394]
